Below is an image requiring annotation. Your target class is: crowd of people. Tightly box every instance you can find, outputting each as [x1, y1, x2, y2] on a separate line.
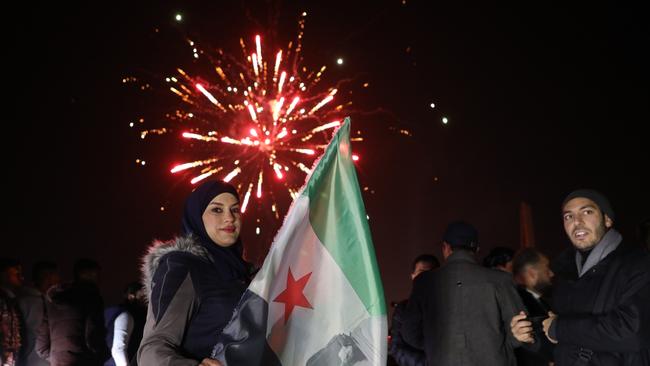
[388, 189, 650, 366]
[0, 257, 147, 366]
[2, 183, 650, 366]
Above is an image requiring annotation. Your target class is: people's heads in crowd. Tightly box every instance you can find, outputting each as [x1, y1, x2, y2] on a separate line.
[638, 217, 650, 251]
[410, 254, 440, 280]
[0, 258, 24, 290]
[441, 221, 479, 260]
[182, 180, 242, 248]
[124, 281, 147, 306]
[73, 258, 101, 284]
[32, 260, 60, 293]
[562, 189, 614, 252]
[513, 248, 554, 294]
[483, 246, 515, 273]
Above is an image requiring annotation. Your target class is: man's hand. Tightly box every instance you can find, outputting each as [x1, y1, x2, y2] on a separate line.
[199, 358, 223, 366]
[542, 311, 558, 344]
[510, 311, 534, 343]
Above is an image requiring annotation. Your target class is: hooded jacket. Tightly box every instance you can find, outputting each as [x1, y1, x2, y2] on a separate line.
[137, 235, 248, 365]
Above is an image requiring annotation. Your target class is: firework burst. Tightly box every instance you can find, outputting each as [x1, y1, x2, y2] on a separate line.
[132, 13, 361, 226]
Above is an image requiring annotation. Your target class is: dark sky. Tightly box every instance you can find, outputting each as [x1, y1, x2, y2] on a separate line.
[8, 1, 649, 305]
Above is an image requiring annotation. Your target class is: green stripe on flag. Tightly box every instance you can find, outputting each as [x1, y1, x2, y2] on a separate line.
[303, 117, 386, 315]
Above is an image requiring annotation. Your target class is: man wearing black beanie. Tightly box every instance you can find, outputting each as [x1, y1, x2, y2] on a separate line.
[511, 189, 650, 365]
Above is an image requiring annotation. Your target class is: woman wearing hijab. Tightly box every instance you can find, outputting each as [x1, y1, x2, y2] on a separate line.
[138, 180, 250, 366]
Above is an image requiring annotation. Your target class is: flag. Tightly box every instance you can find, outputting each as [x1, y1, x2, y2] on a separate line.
[211, 117, 387, 365]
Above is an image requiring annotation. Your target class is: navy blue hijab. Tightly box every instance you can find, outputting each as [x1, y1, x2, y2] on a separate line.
[181, 180, 248, 281]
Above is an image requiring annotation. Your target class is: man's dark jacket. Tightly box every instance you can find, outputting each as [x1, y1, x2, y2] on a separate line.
[515, 286, 554, 366]
[550, 242, 650, 365]
[389, 299, 426, 366]
[36, 282, 108, 366]
[402, 250, 524, 366]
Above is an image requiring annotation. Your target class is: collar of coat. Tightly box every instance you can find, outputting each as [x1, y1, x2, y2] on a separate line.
[446, 249, 478, 264]
[141, 235, 211, 298]
[575, 228, 622, 277]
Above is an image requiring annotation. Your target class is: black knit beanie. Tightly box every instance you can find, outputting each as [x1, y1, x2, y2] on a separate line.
[562, 189, 615, 222]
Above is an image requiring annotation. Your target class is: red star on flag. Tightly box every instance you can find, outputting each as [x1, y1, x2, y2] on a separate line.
[273, 268, 313, 324]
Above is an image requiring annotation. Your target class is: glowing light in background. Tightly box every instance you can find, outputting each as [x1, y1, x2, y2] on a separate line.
[442, 117, 449, 124]
[337, 58, 344, 65]
[175, 14, 183, 22]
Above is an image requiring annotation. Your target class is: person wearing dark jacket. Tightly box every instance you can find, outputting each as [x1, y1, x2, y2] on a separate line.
[36, 258, 107, 366]
[17, 260, 60, 366]
[402, 221, 525, 366]
[137, 180, 250, 366]
[389, 254, 439, 366]
[512, 189, 650, 365]
[483, 246, 515, 273]
[512, 248, 555, 366]
[1, 258, 23, 366]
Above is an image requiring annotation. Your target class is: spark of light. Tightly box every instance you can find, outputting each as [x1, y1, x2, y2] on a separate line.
[182, 132, 219, 142]
[278, 71, 287, 94]
[294, 148, 315, 155]
[273, 164, 284, 179]
[274, 51, 282, 79]
[297, 163, 311, 174]
[223, 167, 242, 182]
[220, 136, 243, 145]
[255, 35, 263, 70]
[311, 120, 340, 133]
[170, 159, 217, 173]
[196, 83, 220, 106]
[309, 90, 336, 114]
[276, 128, 288, 139]
[252, 54, 259, 76]
[191, 167, 223, 184]
[285, 96, 300, 117]
[272, 97, 285, 122]
[247, 104, 258, 121]
[241, 183, 253, 213]
[257, 171, 263, 198]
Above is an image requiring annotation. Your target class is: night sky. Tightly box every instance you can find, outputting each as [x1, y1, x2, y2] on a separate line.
[8, 1, 649, 306]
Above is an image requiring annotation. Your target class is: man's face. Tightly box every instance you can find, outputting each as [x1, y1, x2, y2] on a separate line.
[411, 261, 434, 280]
[43, 272, 61, 291]
[498, 261, 514, 274]
[562, 197, 612, 251]
[135, 288, 147, 305]
[2, 265, 24, 289]
[531, 255, 554, 292]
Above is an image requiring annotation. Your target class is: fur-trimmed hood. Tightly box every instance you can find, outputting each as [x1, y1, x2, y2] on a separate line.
[141, 235, 210, 298]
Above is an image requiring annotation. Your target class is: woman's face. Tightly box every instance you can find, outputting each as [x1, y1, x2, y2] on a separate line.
[202, 192, 241, 247]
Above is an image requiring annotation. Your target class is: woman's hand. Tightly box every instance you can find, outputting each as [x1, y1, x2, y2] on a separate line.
[199, 358, 223, 366]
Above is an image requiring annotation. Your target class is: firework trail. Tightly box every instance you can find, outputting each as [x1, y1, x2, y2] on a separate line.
[130, 12, 362, 231]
